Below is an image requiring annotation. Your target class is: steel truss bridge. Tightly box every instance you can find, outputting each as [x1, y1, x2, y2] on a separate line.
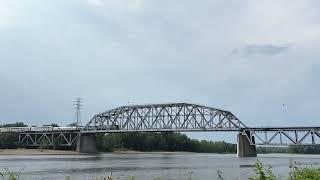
[1, 103, 320, 148]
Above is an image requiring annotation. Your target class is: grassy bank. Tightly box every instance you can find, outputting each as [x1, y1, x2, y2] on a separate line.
[248, 160, 320, 180]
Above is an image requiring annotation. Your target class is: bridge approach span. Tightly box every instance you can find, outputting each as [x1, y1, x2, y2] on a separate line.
[241, 127, 320, 146]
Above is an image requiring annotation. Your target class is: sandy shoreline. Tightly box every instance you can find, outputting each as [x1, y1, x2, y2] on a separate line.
[0, 149, 199, 155]
[0, 149, 81, 155]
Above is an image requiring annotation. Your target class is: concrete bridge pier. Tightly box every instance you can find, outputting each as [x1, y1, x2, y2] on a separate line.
[76, 133, 98, 153]
[237, 131, 257, 157]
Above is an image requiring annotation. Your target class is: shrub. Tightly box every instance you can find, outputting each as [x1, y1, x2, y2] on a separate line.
[288, 166, 320, 180]
[39, 138, 50, 150]
[249, 160, 275, 180]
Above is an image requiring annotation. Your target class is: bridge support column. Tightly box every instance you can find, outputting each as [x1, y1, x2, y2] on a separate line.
[76, 133, 97, 153]
[237, 132, 257, 157]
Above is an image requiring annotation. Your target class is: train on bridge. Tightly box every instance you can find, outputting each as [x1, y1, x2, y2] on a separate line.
[0, 126, 79, 133]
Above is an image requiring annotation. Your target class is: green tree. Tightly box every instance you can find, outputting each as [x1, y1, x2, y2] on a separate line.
[39, 138, 50, 149]
[67, 122, 78, 127]
[50, 123, 59, 127]
[249, 160, 275, 180]
[95, 132, 236, 153]
[42, 123, 59, 127]
[1, 122, 27, 128]
[0, 133, 18, 149]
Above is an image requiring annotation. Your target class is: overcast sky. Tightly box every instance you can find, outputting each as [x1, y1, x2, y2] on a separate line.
[0, 0, 319, 140]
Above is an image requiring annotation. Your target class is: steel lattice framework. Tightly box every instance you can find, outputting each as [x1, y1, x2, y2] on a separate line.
[83, 103, 246, 133]
[241, 127, 320, 145]
[18, 131, 79, 147]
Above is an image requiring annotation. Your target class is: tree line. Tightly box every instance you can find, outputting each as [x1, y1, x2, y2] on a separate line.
[257, 145, 320, 154]
[96, 132, 236, 153]
[287, 145, 320, 154]
[0, 122, 27, 128]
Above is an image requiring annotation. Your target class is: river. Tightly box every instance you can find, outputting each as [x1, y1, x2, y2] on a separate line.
[0, 153, 320, 180]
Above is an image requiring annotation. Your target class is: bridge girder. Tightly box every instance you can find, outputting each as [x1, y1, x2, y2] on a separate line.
[83, 103, 246, 133]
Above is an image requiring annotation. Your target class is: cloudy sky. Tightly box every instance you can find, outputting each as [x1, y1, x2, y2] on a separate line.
[0, 0, 319, 140]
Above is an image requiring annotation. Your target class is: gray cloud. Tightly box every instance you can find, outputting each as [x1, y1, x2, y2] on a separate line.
[229, 44, 290, 57]
[0, 0, 319, 141]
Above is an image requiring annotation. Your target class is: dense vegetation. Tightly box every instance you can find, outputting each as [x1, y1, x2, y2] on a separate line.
[248, 160, 320, 180]
[0, 133, 19, 149]
[96, 132, 236, 153]
[288, 145, 320, 154]
[0, 122, 27, 128]
[43, 123, 59, 127]
[0, 122, 24, 149]
[257, 147, 288, 154]
[257, 145, 320, 154]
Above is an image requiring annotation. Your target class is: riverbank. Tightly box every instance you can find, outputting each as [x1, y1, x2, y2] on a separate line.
[0, 149, 81, 155]
[0, 148, 225, 156]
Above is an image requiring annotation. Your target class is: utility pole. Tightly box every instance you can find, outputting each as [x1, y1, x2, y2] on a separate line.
[74, 98, 83, 130]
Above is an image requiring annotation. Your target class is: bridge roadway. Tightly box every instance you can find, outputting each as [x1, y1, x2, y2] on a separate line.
[1, 103, 319, 157]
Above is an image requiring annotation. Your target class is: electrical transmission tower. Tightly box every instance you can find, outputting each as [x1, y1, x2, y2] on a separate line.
[74, 98, 83, 130]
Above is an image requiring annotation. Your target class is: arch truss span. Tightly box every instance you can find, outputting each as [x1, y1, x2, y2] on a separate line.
[83, 103, 246, 133]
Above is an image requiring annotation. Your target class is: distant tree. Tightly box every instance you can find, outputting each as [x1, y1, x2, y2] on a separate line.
[43, 123, 59, 127]
[50, 123, 59, 127]
[39, 138, 50, 150]
[96, 132, 237, 153]
[67, 122, 78, 127]
[0, 133, 19, 149]
[0, 122, 27, 128]
[288, 145, 320, 154]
